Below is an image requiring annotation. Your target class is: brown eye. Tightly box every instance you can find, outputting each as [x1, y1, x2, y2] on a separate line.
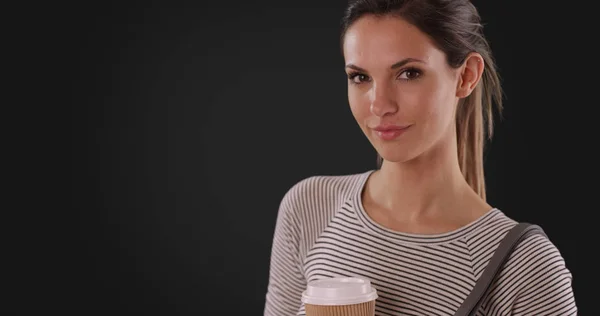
[348, 73, 370, 84]
[398, 68, 422, 80]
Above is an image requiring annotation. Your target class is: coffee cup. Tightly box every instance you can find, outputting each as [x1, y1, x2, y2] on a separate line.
[301, 276, 378, 316]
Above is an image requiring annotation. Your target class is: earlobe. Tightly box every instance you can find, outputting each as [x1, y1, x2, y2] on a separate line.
[456, 53, 484, 98]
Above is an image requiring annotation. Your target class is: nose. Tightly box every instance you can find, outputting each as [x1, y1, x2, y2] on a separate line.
[369, 82, 398, 117]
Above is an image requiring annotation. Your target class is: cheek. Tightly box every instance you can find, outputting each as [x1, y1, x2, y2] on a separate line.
[411, 78, 456, 127]
[348, 89, 369, 122]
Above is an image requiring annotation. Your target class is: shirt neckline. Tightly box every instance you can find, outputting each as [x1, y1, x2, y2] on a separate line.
[351, 169, 502, 245]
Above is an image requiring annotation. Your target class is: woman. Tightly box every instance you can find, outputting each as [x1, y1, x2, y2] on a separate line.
[264, 0, 577, 315]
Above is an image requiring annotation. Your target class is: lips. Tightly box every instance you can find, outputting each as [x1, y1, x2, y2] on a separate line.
[372, 124, 411, 141]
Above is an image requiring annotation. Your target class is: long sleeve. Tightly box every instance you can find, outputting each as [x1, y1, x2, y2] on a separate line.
[510, 234, 577, 315]
[264, 185, 307, 316]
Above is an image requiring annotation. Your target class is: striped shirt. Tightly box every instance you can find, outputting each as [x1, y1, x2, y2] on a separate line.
[264, 170, 577, 315]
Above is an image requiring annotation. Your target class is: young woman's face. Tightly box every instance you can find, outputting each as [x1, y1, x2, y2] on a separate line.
[343, 15, 463, 163]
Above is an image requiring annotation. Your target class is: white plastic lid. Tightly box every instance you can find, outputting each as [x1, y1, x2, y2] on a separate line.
[301, 277, 378, 306]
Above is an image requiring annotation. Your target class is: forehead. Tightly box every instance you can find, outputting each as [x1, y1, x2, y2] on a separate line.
[343, 15, 442, 66]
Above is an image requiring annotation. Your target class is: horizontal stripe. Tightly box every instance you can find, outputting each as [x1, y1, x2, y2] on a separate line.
[264, 171, 577, 315]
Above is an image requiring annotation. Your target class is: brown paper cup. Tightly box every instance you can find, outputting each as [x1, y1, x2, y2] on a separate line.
[305, 300, 376, 316]
[302, 277, 378, 316]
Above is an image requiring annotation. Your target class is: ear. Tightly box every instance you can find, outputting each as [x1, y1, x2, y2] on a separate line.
[456, 52, 484, 98]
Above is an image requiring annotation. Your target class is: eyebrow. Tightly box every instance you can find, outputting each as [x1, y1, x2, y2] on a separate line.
[345, 58, 426, 72]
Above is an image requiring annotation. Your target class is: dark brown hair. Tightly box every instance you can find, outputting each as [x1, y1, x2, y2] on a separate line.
[340, 0, 503, 200]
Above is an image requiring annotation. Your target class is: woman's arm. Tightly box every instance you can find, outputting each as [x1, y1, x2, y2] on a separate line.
[510, 234, 577, 315]
[264, 185, 307, 316]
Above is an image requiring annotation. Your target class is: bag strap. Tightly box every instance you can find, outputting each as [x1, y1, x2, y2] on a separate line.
[454, 222, 547, 316]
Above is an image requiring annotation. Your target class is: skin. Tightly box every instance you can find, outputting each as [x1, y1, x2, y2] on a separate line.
[343, 15, 492, 234]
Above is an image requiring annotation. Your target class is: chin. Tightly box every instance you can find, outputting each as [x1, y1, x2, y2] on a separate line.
[369, 129, 443, 165]
[375, 146, 422, 164]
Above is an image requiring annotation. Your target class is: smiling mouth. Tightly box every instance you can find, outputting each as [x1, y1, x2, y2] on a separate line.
[372, 125, 411, 140]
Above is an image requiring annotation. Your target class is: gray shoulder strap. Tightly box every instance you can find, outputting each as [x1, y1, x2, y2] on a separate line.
[454, 222, 547, 316]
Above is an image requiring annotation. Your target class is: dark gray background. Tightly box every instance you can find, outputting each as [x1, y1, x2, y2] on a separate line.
[63, 1, 594, 314]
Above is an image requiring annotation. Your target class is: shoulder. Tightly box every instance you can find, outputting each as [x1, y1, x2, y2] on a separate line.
[274, 170, 373, 233]
[467, 210, 572, 279]
[484, 211, 570, 273]
[507, 225, 572, 282]
[476, 212, 576, 313]
[479, 211, 570, 273]
[279, 170, 373, 211]
[498, 223, 576, 314]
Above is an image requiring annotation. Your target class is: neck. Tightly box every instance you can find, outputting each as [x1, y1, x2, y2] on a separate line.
[368, 133, 485, 224]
